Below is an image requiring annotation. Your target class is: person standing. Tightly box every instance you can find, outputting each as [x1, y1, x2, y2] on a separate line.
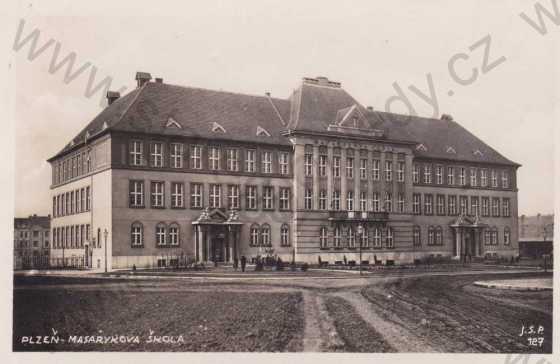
[240, 255, 247, 272]
[233, 256, 239, 271]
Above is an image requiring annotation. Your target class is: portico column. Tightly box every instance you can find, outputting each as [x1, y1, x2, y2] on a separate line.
[454, 227, 460, 259]
[194, 225, 199, 262]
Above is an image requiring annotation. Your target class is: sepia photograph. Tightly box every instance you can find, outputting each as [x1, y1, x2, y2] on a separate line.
[6, 0, 558, 360]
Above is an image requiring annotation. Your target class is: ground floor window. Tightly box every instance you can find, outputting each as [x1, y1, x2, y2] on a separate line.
[280, 224, 290, 246]
[131, 222, 143, 246]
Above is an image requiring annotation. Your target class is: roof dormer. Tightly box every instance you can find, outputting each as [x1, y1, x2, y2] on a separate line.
[416, 144, 428, 152]
[256, 126, 271, 137]
[166, 117, 182, 129]
[211, 122, 226, 133]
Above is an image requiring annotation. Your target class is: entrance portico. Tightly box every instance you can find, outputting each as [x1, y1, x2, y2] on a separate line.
[192, 208, 243, 264]
[450, 213, 487, 262]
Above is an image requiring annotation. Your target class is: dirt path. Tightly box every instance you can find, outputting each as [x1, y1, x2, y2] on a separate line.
[302, 291, 343, 352]
[331, 291, 440, 352]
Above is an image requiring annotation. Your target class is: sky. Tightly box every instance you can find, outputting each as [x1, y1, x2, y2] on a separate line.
[9, 0, 557, 217]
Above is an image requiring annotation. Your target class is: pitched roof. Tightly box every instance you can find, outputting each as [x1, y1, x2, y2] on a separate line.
[51, 76, 519, 167]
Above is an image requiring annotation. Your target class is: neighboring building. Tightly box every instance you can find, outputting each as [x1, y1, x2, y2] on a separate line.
[14, 215, 51, 269]
[518, 214, 553, 258]
[47, 73, 520, 269]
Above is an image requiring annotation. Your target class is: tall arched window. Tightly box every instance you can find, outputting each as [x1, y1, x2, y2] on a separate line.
[435, 226, 443, 245]
[261, 224, 271, 246]
[413, 225, 421, 246]
[169, 223, 180, 246]
[373, 227, 381, 248]
[347, 227, 356, 248]
[156, 223, 166, 246]
[131, 221, 143, 247]
[504, 227, 511, 245]
[250, 224, 259, 246]
[386, 227, 394, 248]
[334, 226, 341, 248]
[320, 226, 328, 248]
[280, 224, 290, 247]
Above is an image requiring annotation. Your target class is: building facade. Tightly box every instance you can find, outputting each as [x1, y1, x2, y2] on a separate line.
[47, 73, 520, 269]
[14, 215, 50, 269]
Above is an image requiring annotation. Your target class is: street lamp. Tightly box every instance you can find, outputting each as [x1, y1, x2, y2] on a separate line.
[103, 228, 108, 273]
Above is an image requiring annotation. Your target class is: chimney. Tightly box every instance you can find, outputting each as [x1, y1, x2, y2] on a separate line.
[155, 77, 163, 83]
[265, 92, 271, 97]
[135, 71, 152, 88]
[441, 113, 454, 121]
[106, 91, 120, 105]
[366, 106, 374, 112]
[302, 76, 341, 88]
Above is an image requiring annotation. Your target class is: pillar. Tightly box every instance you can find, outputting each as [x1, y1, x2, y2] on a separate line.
[454, 228, 460, 259]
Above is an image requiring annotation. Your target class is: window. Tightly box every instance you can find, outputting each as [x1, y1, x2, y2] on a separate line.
[491, 170, 498, 187]
[413, 226, 421, 246]
[360, 192, 367, 211]
[424, 194, 433, 215]
[129, 181, 144, 207]
[190, 145, 202, 169]
[246, 186, 257, 209]
[228, 185, 240, 209]
[280, 188, 290, 210]
[502, 171, 509, 188]
[385, 160, 392, 181]
[361, 228, 369, 248]
[319, 155, 328, 177]
[470, 196, 479, 216]
[373, 192, 380, 212]
[424, 164, 432, 184]
[502, 198, 510, 217]
[448, 195, 457, 215]
[373, 227, 382, 248]
[262, 151, 272, 173]
[191, 183, 203, 208]
[263, 186, 274, 209]
[386, 227, 394, 248]
[436, 165, 443, 185]
[156, 223, 166, 246]
[384, 192, 392, 212]
[304, 153, 313, 176]
[332, 190, 340, 210]
[347, 227, 355, 248]
[346, 191, 354, 211]
[435, 226, 443, 245]
[360, 159, 368, 180]
[245, 150, 256, 172]
[319, 190, 327, 210]
[281, 224, 290, 246]
[151, 181, 165, 208]
[481, 169, 488, 187]
[447, 166, 455, 185]
[470, 168, 477, 187]
[492, 228, 498, 245]
[226, 149, 239, 171]
[70, 191, 75, 214]
[86, 187, 91, 210]
[261, 224, 271, 246]
[492, 198, 500, 217]
[504, 228, 511, 245]
[320, 227, 328, 248]
[209, 146, 221, 170]
[250, 224, 259, 246]
[279, 152, 289, 175]
[397, 193, 405, 213]
[210, 184, 222, 208]
[130, 140, 144, 166]
[373, 159, 381, 181]
[346, 157, 354, 178]
[428, 226, 435, 245]
[436, 195, 446, 215]
[334, 226, 341, 248]
[412, 164, 419, 183]
[413, 194, 421, 215]
[150, 142, 164, 167]
[459, 196, 468, 215]
[79, 189, 84, 212]
[304, 188, 313, 210]
[169, 224, 179, 246]
[459, 167, 466, 186]
[328, 155, 340, 179]
[170, 143, 183, 168]
[482, 197, 490, 216]
[397, 161, 405, 182]
[171, 182, 184, 208]
[484, 229, 491, 245]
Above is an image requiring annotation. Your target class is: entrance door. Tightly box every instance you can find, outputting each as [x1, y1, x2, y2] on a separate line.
[212, 238, 224, 262]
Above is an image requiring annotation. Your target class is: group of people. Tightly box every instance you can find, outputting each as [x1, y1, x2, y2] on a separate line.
[232, 255, 283, 272]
